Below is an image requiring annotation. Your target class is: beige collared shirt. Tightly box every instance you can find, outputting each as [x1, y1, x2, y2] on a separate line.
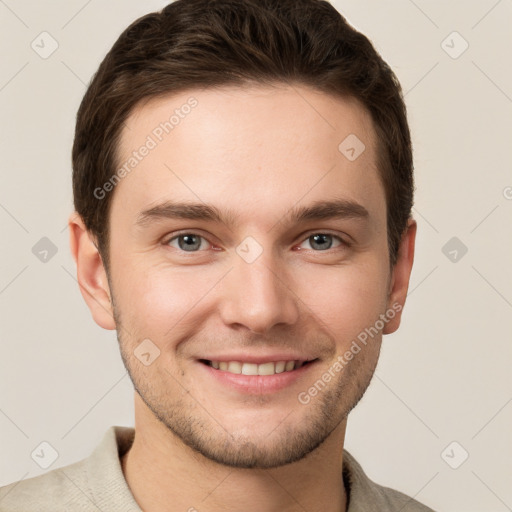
[0, 426, 435, 511]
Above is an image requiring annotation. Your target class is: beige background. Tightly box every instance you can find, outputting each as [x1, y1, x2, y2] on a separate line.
[1, 1, 511, 510]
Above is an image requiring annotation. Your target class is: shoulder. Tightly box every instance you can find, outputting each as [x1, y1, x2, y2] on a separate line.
[0, 426, 137, 512]
[0, 458, 92, 511]
[343, 450, 436, 512]
[364, 480, 435, 512]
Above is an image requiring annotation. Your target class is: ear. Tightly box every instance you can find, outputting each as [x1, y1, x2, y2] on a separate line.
[383, 218, 417, 335]
[68, 212, 116, 330]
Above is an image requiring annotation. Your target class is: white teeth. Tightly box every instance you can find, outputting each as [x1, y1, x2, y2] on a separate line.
[285, 361, 295, 372]
[258, 362, 275, 376]
[275, 361, 286, 373]
[241, 363, 259, 375]
[209, 360, 302, 375]
[227, 361, 242, 374]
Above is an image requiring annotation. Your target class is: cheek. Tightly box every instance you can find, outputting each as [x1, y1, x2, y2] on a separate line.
[112, 258, 221, 338]
[293, 259, 389, 343]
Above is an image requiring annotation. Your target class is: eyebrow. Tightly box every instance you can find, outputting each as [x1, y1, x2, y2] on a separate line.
[135, 198, 369, 230]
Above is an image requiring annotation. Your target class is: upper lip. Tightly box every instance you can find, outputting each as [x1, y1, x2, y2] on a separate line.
[198, 353, 318, 364]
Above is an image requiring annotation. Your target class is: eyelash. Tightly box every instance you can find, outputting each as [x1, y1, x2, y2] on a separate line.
[163, 231, 349, 254]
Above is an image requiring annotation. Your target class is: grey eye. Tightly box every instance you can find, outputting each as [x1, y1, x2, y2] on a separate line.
[301, 234, 342, 251]
[168, 234, 207, 252]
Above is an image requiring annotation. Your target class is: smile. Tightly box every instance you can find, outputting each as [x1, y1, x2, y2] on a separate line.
[200, 359, 315, 376]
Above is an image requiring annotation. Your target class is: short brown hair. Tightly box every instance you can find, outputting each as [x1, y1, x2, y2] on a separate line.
[72, 0, 413, 270]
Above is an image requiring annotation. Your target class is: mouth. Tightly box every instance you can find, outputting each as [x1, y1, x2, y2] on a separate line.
[199, 359, 317, 376]
[197, 357, 319, 394]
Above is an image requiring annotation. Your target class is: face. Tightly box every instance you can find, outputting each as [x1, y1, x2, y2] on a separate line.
[84, 85, 412, 469]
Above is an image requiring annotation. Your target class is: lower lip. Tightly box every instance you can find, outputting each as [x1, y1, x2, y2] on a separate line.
[197, 360, 318, 394]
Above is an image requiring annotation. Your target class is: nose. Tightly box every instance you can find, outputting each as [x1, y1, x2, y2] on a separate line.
[218, 252, 300, 334]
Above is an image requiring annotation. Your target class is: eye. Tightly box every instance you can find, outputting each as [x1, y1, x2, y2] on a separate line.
[298, 233, 345, 251]
[164, 231, 347, 254]
[166, 233, 210, 252]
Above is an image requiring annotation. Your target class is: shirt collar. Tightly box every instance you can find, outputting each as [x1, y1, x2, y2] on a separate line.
[88, 425, 404, 512]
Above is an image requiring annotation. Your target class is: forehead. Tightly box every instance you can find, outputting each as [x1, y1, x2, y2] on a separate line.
[112, 84, 384, 229]
[120, 84, 376, 155]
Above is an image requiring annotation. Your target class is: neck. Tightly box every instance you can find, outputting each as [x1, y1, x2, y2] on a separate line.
[121, 395, 347, 512]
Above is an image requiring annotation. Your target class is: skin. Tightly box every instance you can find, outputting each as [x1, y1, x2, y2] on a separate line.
[69, 84, 416, 512]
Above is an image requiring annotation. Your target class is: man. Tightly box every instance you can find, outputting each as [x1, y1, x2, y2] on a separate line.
[0, 0, 435, 510]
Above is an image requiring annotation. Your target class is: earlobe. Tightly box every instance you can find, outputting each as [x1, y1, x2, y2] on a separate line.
[68, 212, 116, 330]
[383, 218, 417, 335]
